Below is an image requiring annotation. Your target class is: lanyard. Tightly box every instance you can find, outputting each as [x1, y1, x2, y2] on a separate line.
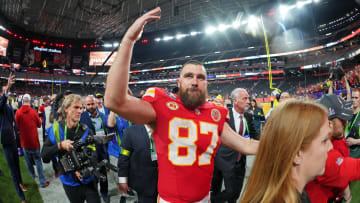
[149, 136, 153, 151]
[243, 117, 249, 134]
[91, 116, 103, 129]
[145, 126, 154, 152]
[64, 121, 80, 140]
[115, 115, 132, 127]
[345, 111, 360, 136]
[147, 130, 153, 151]
[91, 116, 107, 136]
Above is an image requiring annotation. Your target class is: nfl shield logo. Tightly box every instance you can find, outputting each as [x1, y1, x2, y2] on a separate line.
[211, 109, 221, 122]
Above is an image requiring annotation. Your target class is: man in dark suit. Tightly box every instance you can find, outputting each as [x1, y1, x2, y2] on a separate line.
[211, 88, 257, 203]
[117, 124, 158, 203]
[80, 95, 110, 203]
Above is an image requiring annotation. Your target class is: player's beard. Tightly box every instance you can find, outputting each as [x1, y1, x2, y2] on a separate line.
[179, 87, 207, 109]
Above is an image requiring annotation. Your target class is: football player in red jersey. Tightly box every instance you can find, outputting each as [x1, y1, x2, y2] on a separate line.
[105, 7, 258, 203]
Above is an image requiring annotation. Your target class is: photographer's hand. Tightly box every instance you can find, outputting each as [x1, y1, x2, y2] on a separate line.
[116, 183, 130, 194]
[60, 140, 74, 151]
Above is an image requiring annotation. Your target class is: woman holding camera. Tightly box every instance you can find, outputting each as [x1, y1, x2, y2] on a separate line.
[41, 94, 101, 203]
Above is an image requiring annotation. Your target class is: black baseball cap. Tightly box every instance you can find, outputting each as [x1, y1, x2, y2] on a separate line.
[95, 93, 103, 98]
[318, 94, 353, 121]
[64, 90, 73, 95]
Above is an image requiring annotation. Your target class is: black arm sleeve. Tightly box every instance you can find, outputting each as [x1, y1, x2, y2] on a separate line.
[258, 108, 265, 121]
[117, 127, 134, 178]
[0, 93, 8, 111]
[41, 137, 60, 163]
[245, 112, 257, 139]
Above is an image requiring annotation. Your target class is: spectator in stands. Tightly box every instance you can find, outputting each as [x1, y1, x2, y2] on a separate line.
[38, 96, 50, 141]
[95, 93, 110, 116]
[211, 88, 256, 203]
[0, 73, 27, 203]
[117, 124, 158, 203]
[329, 75, 351, 101]
[212, 95, 224, 107]
[306, 94, 359, 203]
[355, 69, 360, 87]
[15, 93, 49, 188]
[248, 98, 265, 136]
[265, 91, 290, 120]
[241, 99, 332, 203]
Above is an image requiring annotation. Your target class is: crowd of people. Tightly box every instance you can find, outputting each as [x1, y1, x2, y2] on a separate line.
[2, 7, 360, 203]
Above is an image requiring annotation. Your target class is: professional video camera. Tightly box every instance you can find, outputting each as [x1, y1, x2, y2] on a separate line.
[58, 133, 117, 181]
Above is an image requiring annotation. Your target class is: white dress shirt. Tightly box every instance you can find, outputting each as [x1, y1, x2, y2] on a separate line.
[232, 108, 245, 136]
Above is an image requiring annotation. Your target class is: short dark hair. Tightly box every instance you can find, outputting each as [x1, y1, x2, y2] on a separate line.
[95, 93, 103, 98]
[182, 60, 203, 69]
[180, 60, 205, 75]
[353, 88, 360, 94]
[43, 96, 50, 102]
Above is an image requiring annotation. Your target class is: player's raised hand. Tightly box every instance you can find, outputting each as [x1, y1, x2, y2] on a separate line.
[123, 7, 161, 42]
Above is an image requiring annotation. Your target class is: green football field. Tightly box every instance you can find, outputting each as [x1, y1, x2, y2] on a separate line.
[0, 145, 43, 203]
[350, 180, 360, 203]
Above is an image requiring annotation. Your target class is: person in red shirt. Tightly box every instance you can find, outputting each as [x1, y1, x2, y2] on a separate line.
[15, 94, 49, 188]
[306, 94, 360, 203]
[38, 96, 50, 141]
[104, 7, 258, 203]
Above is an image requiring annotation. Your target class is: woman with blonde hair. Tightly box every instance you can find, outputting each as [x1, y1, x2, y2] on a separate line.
[240, 99, 333, 203]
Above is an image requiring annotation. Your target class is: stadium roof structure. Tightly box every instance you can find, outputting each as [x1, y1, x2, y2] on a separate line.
[0, 0, 359, 40]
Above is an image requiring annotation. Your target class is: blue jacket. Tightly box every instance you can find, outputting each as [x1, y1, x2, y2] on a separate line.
[107, 115, 131, 157]
[96, 105, 110, 117]
[80, 110, 108, 135]
[0, 92, 16, 145]
[47, 122, 95, 186]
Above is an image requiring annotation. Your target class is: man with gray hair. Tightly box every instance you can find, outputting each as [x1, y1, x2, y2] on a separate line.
[211, 88, 257, 203]
[15, 93, 49, 188]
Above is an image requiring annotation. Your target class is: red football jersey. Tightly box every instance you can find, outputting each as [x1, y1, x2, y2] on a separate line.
[143, 87, 229, 202]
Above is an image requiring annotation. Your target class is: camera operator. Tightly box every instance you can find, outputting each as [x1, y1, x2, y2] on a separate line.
[80, 95, 110, 203]
[41, 94, 101, 203]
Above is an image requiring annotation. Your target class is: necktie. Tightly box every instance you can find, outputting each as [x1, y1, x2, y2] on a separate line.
[237, 115, 244, 161]
[239, 115, 244, 136]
